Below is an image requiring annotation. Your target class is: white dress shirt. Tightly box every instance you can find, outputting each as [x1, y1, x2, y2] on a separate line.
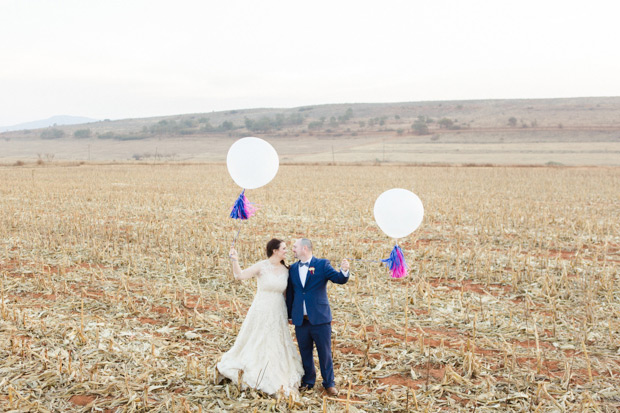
[299, 256, 312, 315]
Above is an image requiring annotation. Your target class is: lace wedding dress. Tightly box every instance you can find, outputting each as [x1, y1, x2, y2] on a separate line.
[216, 260, 303, 396]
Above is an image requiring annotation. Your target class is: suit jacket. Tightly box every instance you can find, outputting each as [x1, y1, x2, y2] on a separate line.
[286, 257, 349, 326]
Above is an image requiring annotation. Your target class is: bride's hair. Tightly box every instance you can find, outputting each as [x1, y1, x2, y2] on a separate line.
[266, 238, 289, 269]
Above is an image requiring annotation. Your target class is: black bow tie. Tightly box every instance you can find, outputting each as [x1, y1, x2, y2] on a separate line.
[299, 262, 310, 267]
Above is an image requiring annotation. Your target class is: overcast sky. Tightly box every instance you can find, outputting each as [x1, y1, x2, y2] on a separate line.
[1, 0, 619, 126]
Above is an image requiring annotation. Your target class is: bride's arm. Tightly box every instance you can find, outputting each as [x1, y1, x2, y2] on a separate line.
[229, 248, 261, 280]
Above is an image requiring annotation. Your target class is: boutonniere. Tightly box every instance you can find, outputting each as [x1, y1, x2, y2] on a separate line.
[309, 267, 315, 275]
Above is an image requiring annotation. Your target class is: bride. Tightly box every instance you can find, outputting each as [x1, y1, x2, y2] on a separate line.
[216, 238, 303, 396]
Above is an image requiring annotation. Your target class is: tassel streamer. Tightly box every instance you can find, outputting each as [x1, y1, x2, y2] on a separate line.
[382, 245, 408, 278]
[230, 190, 257, 220]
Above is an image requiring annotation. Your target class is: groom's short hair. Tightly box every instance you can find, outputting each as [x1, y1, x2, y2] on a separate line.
[300, 238, 313, 251]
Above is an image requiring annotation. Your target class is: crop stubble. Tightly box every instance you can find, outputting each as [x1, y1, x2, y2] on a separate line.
[0, 164, 619, 411]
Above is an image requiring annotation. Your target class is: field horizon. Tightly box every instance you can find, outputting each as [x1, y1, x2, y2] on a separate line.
[2, 96, 620, 166]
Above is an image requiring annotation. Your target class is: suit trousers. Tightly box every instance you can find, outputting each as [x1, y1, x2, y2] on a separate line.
[295, 319, 334, 389]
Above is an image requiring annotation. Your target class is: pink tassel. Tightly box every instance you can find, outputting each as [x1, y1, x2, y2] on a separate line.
[382, 245, 408, 278]
[230, 190, 257, 220]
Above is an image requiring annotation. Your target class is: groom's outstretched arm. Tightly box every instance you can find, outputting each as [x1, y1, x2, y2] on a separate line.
[323, 259, 350, 284]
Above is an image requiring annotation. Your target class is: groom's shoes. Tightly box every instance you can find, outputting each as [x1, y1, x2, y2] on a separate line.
[325, 387, 339, 396]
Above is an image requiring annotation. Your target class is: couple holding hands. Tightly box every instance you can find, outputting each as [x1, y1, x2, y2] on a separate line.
[215, 238, 350, 397]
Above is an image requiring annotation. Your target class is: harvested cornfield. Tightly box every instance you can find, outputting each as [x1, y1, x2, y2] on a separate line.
[1, 164, 619, 412]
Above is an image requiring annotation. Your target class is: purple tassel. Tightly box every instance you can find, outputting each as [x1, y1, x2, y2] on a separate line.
[382, 245, 408, 278]
[230, 190, 257, 220]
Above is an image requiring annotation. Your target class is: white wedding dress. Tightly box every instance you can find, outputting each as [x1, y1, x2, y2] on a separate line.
[217, 260, 303, 396]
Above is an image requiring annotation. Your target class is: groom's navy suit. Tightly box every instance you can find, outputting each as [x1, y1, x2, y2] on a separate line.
[286, 257, 349, 389]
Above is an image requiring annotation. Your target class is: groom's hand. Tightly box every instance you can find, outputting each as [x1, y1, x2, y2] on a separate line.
[341, 259, 350, 273]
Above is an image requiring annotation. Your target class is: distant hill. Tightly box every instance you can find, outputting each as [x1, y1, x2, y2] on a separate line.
[4, 97, 620, 139]
[0, 115, 99, 132]
[1, 97, 619, 166]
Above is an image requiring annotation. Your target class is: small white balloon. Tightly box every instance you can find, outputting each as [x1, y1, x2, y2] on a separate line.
[373, 188, 424, 239]
[226, 137, 279, 189]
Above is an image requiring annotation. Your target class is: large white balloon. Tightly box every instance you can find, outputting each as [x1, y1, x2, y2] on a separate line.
[226, 137, 279, 189]
[373, 188, 424, 239]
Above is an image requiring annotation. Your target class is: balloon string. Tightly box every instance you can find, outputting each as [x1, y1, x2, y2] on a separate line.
[231, 226, 241, 248]
[344, 258, 381, 263]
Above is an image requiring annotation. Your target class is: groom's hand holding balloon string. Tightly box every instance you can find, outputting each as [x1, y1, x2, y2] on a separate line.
[340, 259, 350, 274]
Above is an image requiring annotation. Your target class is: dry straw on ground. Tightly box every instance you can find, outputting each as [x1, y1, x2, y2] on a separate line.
[0, 164, 619, 412]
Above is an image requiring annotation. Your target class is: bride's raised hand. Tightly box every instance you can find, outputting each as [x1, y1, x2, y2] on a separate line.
[229, 247, 239, 262]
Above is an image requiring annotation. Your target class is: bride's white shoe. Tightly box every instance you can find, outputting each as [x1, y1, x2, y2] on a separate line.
[213, 366, 225, 385]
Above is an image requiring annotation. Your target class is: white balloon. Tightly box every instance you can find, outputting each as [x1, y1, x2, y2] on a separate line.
[226, 137, 279, 189]
[373, 188, 424, 239]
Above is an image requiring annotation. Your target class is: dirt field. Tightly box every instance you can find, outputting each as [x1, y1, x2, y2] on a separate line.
[1, 164, 619, 411]
[1, 130, 620, 166]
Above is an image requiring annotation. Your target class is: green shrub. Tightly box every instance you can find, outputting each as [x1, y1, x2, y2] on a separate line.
[74, 129, 91, 138]
[41, 128, 64, 139]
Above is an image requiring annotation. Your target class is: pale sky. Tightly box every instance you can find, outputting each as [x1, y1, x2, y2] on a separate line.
[1, 0, 619, 126]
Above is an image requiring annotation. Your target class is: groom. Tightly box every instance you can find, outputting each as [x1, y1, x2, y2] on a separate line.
[286, 238, 350, 396]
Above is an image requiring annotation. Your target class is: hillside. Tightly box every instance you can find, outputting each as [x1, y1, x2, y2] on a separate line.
[0, 115, 99, 133]
[1, 97, 620, 165]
